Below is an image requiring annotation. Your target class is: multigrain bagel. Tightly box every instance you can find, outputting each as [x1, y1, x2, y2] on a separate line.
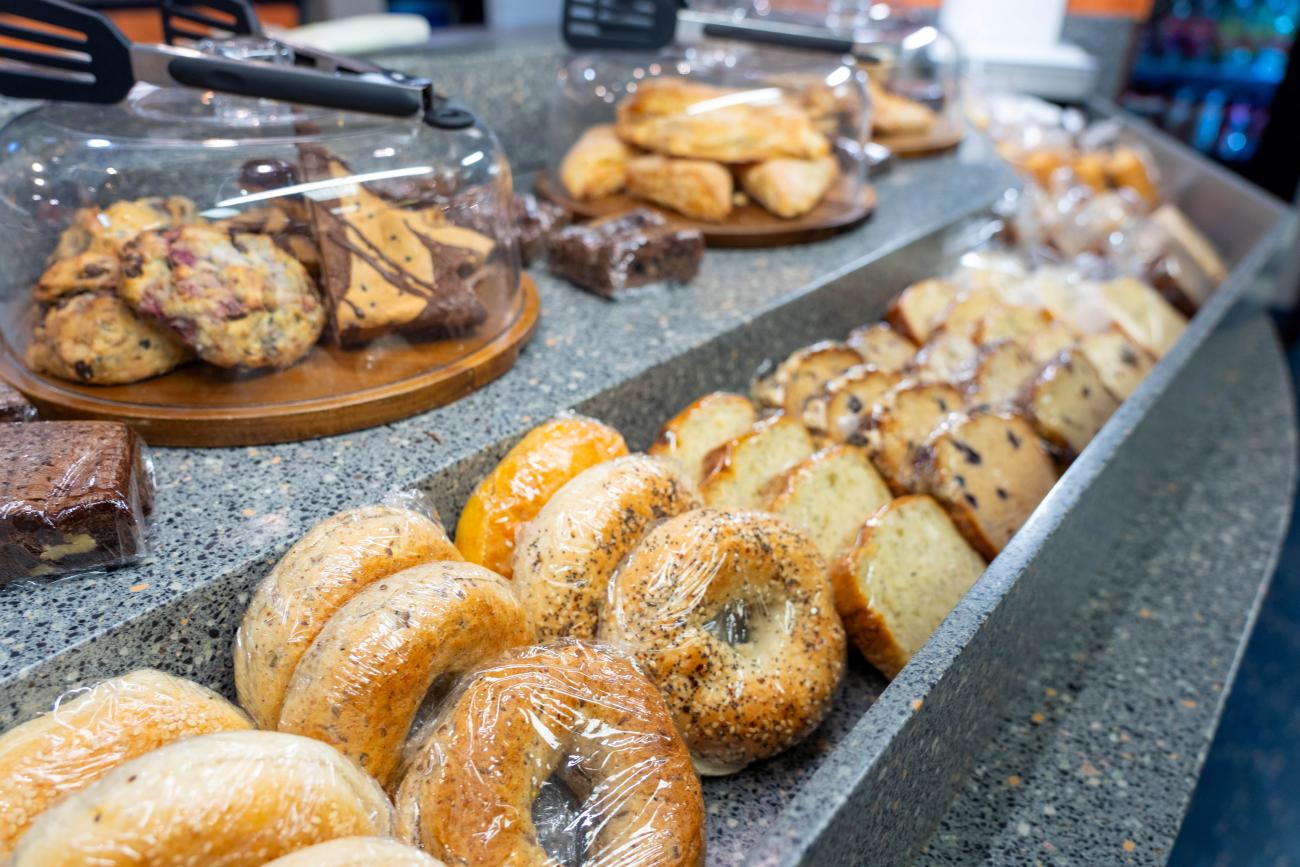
[262, 837, 446, 867]
[10, 730, 394, 867]
[0, 669, 252, 855]
[235, 504, 461, 728]
[603, 508, 846, 775]
[277, 561, 532, 789]
[396, 641, 704, 867]
[513, 455, 702, 641]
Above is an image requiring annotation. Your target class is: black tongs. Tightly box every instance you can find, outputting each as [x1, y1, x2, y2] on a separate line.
[0, 0, 474, 129]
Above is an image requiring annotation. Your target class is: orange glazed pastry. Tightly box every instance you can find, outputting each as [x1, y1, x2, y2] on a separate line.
[455, 416, 628, 578]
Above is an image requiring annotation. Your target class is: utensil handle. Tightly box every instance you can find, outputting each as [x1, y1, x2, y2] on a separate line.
[699, 21, 855, 55]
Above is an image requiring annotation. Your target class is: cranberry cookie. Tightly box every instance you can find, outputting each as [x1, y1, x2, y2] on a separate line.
[50, 196, 197, 261]
[121, 225, 325, 370]
[26, 293, 190, 385]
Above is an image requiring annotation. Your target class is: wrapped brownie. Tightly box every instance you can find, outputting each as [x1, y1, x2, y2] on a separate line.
[1, 421, 155, 581]
[0, 381, 36, 422]
[513, 194, 570, 266]
[547, 209, 704, 298]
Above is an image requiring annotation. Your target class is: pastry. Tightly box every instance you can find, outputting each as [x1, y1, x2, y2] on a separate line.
[1106, 145, 1159, 202]
[648, 392, 758, 483]
[559, 124, 635, 200]
[740, 155, 838, 219]
[1078, 327, 1154, 401]
[33, 251, 120, 304]
[831, 494, 986, 678]
[907, 328, 982, 384]
[886, 278, 962, 343]
[625, 154, 734, 221]
[868, 81, 937, 137]
[547, 209, 704, 297]
[454, 415, 628, 578]
[0, 421, 154, 579]
[699, 412, 816, 509]
[49, 196, 197, 262]
[861, 381, 963, 493]
[1020, 349, 1120, 459]
[845, 322, 917, 372]
[1024, 320, 1082, 365]
[764, 444, 892, 562]
[964, 340, 1040, 411]
[802, 364, 903, 443]
[603, 508, 846, 775]
[120, 225, 324, 369]
[752, 341, 865, 413]
[26, 292, 190, 385]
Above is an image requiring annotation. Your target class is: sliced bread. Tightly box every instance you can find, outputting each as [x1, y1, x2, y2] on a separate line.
[886, 278, 961, 343]
[831, 494, 987, 678]
[845, 323, 917, 373]
[1024, 320, 1081, 365]
[933, 286, 1007, 338]
[916, 412, 1057, 559]
[964, 340, 1040, 411]
[804, 365, 904, 443]
[752, 341, 863, 413]
[649, 392, 758, 482]
[1021, 349, 1120, 459]
[700, 412, 816, 508]
[1078, 327, 1154, 401]
[765, 445, 892, 563]
[973, 305, 1055, 347]
[1098, 277, 1188, 359]
[907, 329, 981, 385]
[863, 381, 964, 494]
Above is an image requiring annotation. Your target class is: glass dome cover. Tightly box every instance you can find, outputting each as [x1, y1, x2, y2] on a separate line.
[0, 37, 530, 446]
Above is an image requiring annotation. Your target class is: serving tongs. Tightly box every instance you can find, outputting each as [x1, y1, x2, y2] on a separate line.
[0, 0, 474, 129]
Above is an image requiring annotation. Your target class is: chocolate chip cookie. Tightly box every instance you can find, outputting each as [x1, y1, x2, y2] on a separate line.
[26, 292, 191, 385]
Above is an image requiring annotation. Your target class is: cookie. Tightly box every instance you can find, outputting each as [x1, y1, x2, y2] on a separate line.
[50, 196, 197, 261]
[121, 225, 324, 369]
[34, 252, 121, 304]
[26, 293, 190, 385]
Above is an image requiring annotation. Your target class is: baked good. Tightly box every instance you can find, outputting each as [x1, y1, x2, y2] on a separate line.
[739, 155, 838, 219]
[1021, 349, 1120, 458]
[1140, 204, 1225, 314]
[277, 561, 531, 789]
[862, 382, 963, 494]
[235, 504, 460, 729]
[396, 641, 704, 866]
[120, 225, 324, 369]
[547, 209, 705, 297]
[1098, 277, 1187, 359]
[214, 203, 321, 279]
[1079, 327, 1154, 400]
[34, 252, 120, 304]
[262, 837, 445, 867]
[49, 196, 197, 262]
[10, 730, 393, 867]
[907, 329, 981, 385]
[0, 421, 154, 580]
[934, 286, 1008, 338]
[915, 412, 1057, 559]
[560, 124, 635, 200]
[648, 392, 758, 482]
[0, 669, 251, 855]
[699, 411, 816, 508]
[512, 193, 569, 265]
[964, 340, 1040, 411]
[803, 364, 903, 443]
[886, 278, 961, 343]
[302, 150, 490, 345]
[1024, 319, 1083, 364]
[1106, 146, 1159, 202]
[0, 381, 35, 422]
[753, 340, 864, 413]
[764, 445, 892, 562]
[455, 416, 628, 578]
[625, 155, 733, 221]
[845, 322, 917, 372]
[868, 81, 937, 137]
[26, 292, 191, 385]
[972, 305, 1056, 347]
[513, 455, 702, 641]
[1027, 271, 1117, 336]
[603, 508, 845, 774]
[831, 495, 986, 678]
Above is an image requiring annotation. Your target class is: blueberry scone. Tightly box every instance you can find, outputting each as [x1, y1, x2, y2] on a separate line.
[26, 293, 191, 385]
[120, 225, 324, 369]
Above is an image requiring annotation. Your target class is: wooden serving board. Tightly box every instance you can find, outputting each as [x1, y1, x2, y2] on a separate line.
[0, 275, 540, 448]
[874, 115, 966, 158]
[534, 172, 875, 249]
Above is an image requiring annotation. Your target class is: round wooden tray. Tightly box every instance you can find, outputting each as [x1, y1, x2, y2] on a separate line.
[874, 115, 966, 158]
[0, 275, 540, 448]
[534, 172, 876, 249]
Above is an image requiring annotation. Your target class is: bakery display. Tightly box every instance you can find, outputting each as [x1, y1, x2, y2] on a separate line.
[0, 421, 154, 580]
[547, 209, 705, 297]
[396, 641, 705, 866]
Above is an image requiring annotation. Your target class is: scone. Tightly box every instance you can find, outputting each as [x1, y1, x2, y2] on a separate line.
[740, 155, 838, 219]
[560, 124, 635, 200]
[625, 155, 733, 222]
[868, 81, 937, 138]
[26, 292, 191, 385]
[50, 196, 197, 261]
[121, 225, 324, 369]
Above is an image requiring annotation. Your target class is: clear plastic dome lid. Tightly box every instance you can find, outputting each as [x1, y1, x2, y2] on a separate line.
[0, 38, 530, 446]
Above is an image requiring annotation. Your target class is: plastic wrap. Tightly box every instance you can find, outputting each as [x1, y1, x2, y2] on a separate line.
[277, 560, 531, 789]
[1111, 204, 1226, 315]
[513, 455, 703, 642]
[0, 381, 36, 423]
[0, 668, 252, 855]
[601, 508, 846, 775]
[234, 495, 461, 729]
[546, 210, 705, 298]
[454, 415, 629, 579]
[395, 640, 705, 867]
[10, 730, 393, 866]
[0, 420, 154, 581]
[513, 193, 571, 266]
[261, 836, 446, 866]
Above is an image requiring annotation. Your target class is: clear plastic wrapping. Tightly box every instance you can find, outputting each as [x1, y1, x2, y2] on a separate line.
[234, 495, 461, 729]
[0, 668, 252, 855]
[0, 420, 154, 581]
[9, 730, 394, 866]
[395, 640, 705, 867]
[546, 210, 706, 298]
[261, 836, 445, 866]
[276, 560, 532, 789]
[0, 381, 36, 422]
[601, 508, 846, 775]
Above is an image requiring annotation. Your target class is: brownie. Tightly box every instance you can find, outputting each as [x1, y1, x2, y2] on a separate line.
[547, 209, 704, 298]
[0, 381, 35, 422]
[513, 194, 570, 266]
[0, 421, 154, 581]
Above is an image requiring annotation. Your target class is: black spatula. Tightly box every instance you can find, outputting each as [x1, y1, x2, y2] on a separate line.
[161, 0, 261, 47]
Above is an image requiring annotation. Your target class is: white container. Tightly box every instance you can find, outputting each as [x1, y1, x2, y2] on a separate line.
[939, 0, 1067, 51]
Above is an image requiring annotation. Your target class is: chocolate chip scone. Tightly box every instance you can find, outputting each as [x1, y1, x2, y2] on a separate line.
[26, 293, 191, 385]
[120, 225, 324, 370]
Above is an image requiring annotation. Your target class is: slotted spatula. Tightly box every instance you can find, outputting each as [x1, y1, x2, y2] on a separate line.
[161, 0, 261, 47]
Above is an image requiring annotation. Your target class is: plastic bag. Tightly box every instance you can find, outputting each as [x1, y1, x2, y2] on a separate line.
[10, 730, 393, 866]
[395, 641, 705, 867]
[234, 494, 461, 729]
[0, 668, 252, 856]
[546, 210, 705, 298]
[0, 420, 154, 582]
[261, 836, 445, 867]
[601, 508, 846, 776]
